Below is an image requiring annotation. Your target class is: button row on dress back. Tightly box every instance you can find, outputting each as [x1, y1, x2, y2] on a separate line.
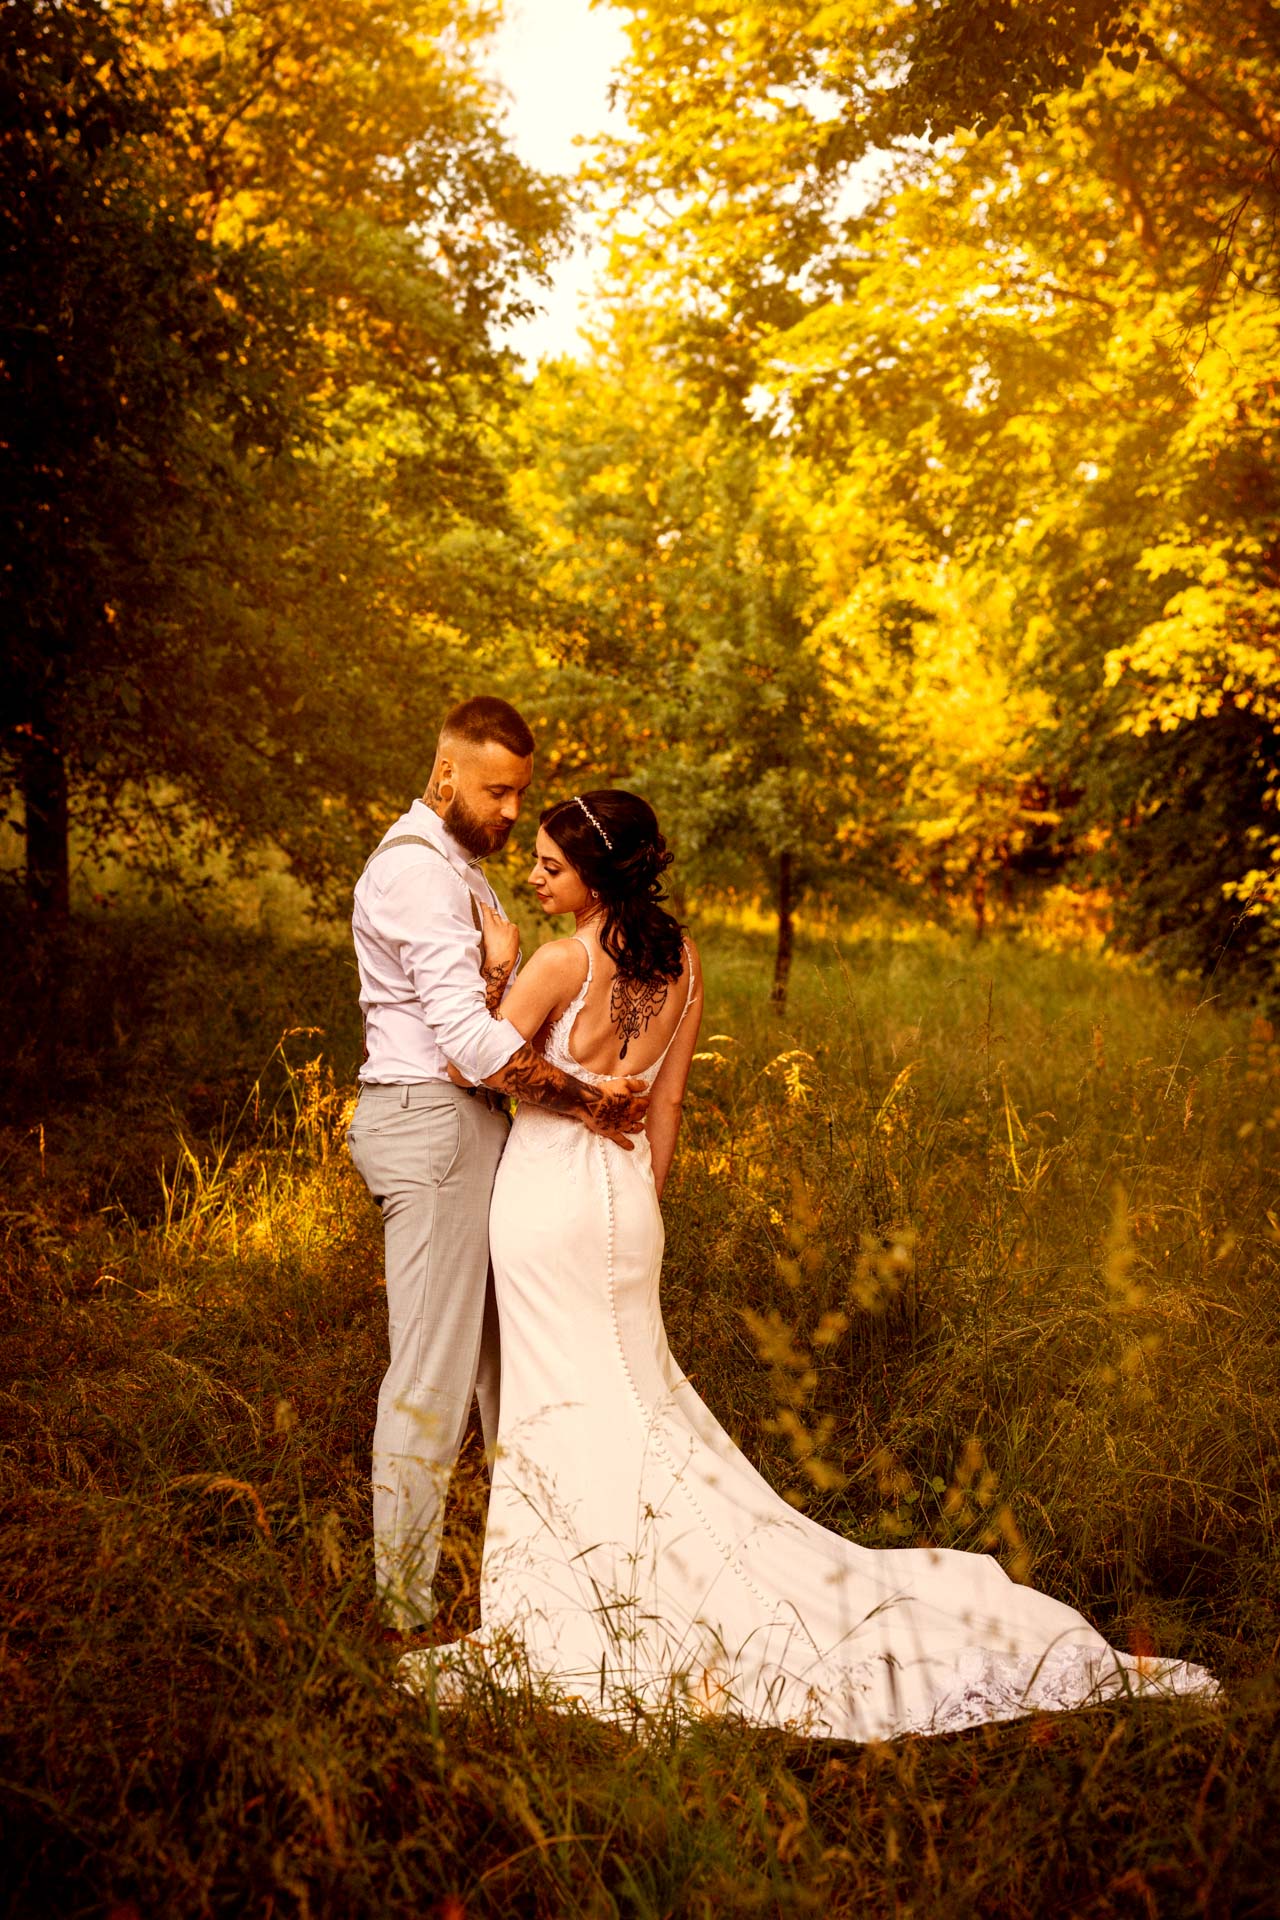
[594, 1134, 778, 1621]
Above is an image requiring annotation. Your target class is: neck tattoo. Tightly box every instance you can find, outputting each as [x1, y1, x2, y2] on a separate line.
[610, 973, 669, 1060]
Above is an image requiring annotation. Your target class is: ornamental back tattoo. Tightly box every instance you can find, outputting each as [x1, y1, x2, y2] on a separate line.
[610, 972, 670, 1061]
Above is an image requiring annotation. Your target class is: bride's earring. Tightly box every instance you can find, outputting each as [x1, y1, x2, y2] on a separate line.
[591, 889, 600, 900]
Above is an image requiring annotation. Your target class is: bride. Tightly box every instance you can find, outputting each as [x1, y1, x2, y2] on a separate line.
[401, 790, 1217, 1739]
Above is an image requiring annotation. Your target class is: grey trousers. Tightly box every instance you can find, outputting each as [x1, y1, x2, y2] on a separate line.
[347, 1080, 508, 1627]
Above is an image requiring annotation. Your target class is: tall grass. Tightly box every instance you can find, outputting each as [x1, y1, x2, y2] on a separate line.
[1, 908, 1277, 1915]
[666, 925, 1280, 1669]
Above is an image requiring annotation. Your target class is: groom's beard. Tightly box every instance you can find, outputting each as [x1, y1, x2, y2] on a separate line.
[444, 793, 512, 860]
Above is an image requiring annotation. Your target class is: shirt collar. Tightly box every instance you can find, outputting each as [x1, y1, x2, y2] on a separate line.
[407, 797, 479, 872]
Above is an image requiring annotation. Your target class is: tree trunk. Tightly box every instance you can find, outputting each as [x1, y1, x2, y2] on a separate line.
[771, 849, 793, 1009]
[23, 717, 70, 917]
[972, 845, 987, 943]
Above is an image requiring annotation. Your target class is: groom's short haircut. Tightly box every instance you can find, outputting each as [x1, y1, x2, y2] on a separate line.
[440, 696, 534, 760]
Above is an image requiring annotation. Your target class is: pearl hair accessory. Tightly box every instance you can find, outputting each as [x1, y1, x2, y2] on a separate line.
[573, 796, 614, 850]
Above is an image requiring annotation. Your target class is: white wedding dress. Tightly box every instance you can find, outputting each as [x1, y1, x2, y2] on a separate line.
[401, 939, 1218, 1739]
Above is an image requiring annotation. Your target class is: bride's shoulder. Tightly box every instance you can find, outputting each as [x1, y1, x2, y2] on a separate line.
[521, 935, 591, 988]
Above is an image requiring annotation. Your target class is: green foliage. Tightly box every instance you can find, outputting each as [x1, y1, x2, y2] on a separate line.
[596, 0, 1145, 365]
[2, 0, 569, 910]
[593, 0, 1280, 983]
[7, 0, 1278, 984]
[509, 344, 881, 996]
[875, 0, 1150, 138]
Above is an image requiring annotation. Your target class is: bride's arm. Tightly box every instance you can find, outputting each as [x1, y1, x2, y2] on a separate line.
[645, 943, 704, 1200]
[443, 906, 533, 1085]
[490, 939, 588, 1042]
[474, 941, 650, 1148]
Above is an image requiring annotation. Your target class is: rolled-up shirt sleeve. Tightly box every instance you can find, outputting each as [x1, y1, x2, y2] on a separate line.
[371, 861, 524, 1084]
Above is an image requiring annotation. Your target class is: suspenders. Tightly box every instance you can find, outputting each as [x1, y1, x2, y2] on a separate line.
[359, 833, 490, 1066]
[361, 834, 486, 930]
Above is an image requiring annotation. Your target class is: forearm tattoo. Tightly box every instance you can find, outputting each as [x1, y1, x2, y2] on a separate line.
[482, 962, 513, 1015]
[489, 1044, 595, 1114]
[489, 1043, 637, 1131]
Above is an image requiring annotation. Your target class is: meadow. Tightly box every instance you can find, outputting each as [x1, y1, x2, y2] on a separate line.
[1, 903, 1278, 1917]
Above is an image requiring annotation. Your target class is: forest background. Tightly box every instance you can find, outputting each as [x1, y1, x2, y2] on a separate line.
[5, 0, 1279, 993]
[4, 3, 1280, 1915]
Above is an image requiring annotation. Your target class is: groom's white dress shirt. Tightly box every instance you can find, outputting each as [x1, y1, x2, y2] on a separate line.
[352, 799, 523, 1087]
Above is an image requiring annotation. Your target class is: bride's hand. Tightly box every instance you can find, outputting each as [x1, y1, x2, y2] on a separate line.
[584, 1075, 650, 1149]
[480, 902, 520, 978]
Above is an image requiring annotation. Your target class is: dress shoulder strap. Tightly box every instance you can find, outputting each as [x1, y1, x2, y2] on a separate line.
[664, 940, 698, 1044]
[641, 941, 700, 1079]
[570, 932, 594, 986]
[680, 938, 697, 1013]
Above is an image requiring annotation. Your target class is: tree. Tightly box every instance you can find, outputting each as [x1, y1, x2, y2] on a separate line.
[1, 0, 568, 912]
[1, 0, 276, 911]
[591, 0, 1280, 979]
[513, 334, 880, 1003]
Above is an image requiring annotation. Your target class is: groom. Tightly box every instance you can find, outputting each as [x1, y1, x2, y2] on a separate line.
[348, 694, 647, 1631]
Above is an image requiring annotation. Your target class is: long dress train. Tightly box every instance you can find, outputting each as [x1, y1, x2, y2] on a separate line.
[401, 942, 1217, 1740]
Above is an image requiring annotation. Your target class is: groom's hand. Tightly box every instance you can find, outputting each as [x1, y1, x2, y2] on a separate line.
[583, 1076, 650, 1149]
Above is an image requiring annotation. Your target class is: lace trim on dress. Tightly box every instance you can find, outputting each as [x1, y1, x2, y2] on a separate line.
[594, 1129, 786, 1621]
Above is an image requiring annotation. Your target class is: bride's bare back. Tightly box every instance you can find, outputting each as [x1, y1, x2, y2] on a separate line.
[546, 932, 693, 1081]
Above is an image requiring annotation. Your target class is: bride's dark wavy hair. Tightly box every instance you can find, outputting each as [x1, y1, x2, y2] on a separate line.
[540, 791, 684, 984]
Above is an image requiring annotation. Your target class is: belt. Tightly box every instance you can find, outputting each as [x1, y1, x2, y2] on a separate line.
[359, 1080, 511, 1119]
